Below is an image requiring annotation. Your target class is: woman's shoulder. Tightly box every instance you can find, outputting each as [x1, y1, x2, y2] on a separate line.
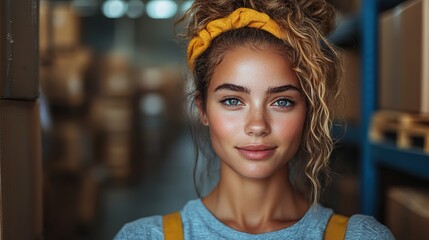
[114, 215, 163, 240]
[345, 214, 395, 239]
[114, 199, 201, 239]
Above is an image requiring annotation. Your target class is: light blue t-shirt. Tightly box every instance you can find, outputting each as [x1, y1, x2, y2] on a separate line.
[115, 199, 394, 239]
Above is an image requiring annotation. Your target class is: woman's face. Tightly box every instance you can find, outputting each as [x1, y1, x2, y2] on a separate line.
[201, 46, 307, 180]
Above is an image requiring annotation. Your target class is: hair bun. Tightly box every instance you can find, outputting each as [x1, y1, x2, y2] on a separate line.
[295, 0, 336, 35]
[183, 0, 336, 39]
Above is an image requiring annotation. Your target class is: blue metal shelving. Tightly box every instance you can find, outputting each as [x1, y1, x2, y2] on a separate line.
[373, 144, 429, 181]
[360, 0, 379, 216]
[360, 0, 429, 217]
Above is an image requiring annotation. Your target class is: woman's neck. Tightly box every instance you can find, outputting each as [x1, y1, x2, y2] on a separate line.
[202, 164, 309, 234]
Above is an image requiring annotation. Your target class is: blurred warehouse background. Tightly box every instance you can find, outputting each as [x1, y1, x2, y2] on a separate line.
[38, 1, 194, 239]
[1, 0, 429, 239]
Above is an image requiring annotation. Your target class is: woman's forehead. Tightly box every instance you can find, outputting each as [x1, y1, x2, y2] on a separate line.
[209, 46, 300, 90]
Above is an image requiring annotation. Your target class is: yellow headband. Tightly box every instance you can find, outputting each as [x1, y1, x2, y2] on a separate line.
[187, 7, 285, 69]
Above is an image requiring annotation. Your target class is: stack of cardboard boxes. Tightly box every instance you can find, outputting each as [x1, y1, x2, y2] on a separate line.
[340, 50, 361, 123]
[379, 0, 429, 114]
[39, 1, 100, 238]
[378, 0, 429, 238]
[40, 1, 140, 237]
[39, 0, 92, 173]
[89, 52, 136, 180]
[0, 0, 43, 239]
[386, 187, 429, 240]
[40, 0, 136, 180]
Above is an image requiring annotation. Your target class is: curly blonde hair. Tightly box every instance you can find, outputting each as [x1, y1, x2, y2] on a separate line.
[181, 0, 341, 205]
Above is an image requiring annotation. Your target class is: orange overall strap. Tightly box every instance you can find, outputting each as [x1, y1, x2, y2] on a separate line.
[163, 212, 184, 240]
[324, 214, 349, 240]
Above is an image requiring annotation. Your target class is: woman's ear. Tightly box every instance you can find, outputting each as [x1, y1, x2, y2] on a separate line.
[195, 98, 209, 126]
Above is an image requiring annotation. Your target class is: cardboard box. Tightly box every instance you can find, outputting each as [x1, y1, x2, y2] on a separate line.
[340, 51, 361, 122]
[43, 67, 85, 107]
[39, 1, 50, 57]
[51, 119, 89, 172]
[103, 133, 131, 168]
[0, 100, 43, 239]
[51, 3, 80, 51]
[108, 166, 132, 180]
[90, 98, 133, 133]
[44, 174, 79, 239]
[77, 170, 99, 226]
[97, 54, 134, 97]
[379, 0, 429, 113]
[40, 48, 92, 107]
[39, 1, 80, 54]
[0, 0, 39, 99]
[386, 187, 429, 240]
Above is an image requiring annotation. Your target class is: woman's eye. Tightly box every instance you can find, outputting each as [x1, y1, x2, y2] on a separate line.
[220, 98, 243, 107]
[273, 99, 294, 107]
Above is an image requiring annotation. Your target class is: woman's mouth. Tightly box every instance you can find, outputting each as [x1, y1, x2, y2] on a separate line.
[236, 145, 277, 160]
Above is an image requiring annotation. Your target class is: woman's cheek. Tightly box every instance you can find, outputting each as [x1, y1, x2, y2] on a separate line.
[210, 111, 242, 136]
[274, 115, 305, 140]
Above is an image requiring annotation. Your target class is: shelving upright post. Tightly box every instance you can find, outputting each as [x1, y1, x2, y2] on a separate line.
[360, 0, 378, 216]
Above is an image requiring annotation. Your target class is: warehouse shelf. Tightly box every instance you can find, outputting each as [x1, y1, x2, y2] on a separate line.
[372, 143, 429, 181]
[359, 0, 429, 217]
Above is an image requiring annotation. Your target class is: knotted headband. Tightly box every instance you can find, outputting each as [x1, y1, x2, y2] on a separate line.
[187, 7, 286, 69]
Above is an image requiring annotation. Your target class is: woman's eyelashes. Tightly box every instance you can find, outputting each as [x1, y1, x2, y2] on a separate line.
[272, 98, 295, 108]
[219, 97, 243, 108]
[218, 97, 296, 109]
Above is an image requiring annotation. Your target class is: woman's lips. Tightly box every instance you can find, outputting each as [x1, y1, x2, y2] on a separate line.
[236, 145, 277, 160]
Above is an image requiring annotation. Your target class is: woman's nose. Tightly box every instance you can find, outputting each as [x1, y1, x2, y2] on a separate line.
[245, 109, 271, 137]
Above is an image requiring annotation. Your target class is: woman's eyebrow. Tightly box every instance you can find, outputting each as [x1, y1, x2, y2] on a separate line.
[214, 83, 250, 94]
[266, 85, 301, 94]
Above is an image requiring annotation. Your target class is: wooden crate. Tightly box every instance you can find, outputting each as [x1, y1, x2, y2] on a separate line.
[370, 111, 429, 153]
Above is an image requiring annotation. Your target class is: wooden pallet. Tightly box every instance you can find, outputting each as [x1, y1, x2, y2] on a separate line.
[370, 111, 429, 153]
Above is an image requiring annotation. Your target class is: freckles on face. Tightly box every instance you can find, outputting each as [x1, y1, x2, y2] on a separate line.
[202, 46, 307, 179]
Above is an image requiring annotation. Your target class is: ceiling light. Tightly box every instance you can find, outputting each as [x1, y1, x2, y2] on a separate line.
[180, 0, 193, 13]
[102, 0, 127, 18]
[146, 0, 178, 19]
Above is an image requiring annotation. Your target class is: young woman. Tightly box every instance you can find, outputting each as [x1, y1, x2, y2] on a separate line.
[116, 0, 394, 239]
